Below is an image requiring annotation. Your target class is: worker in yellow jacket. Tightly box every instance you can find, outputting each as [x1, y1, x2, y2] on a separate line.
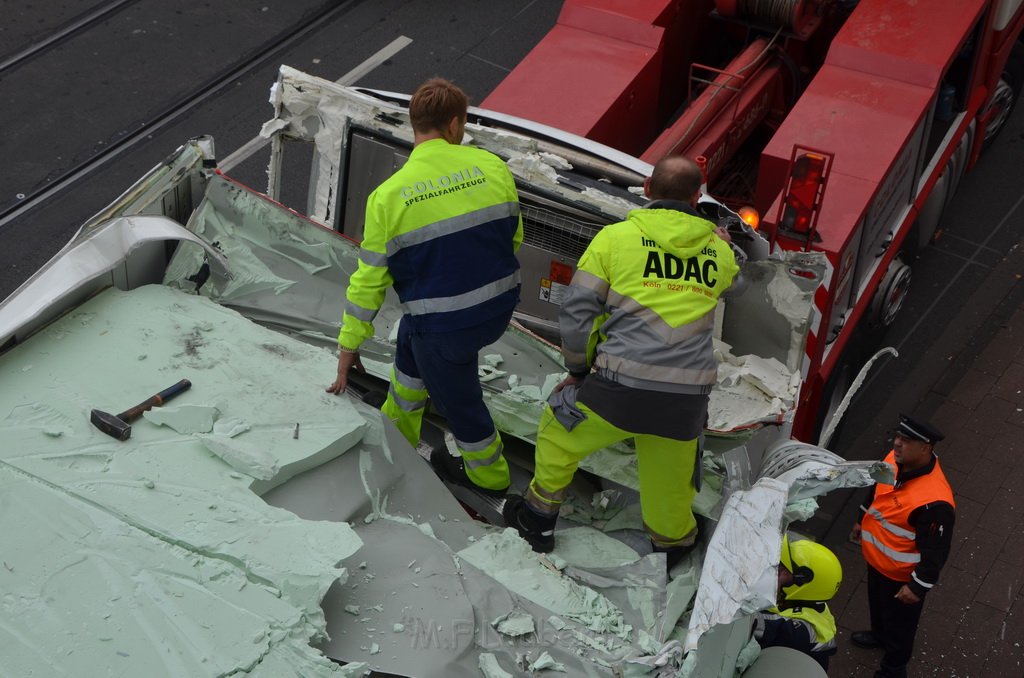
[754, 535, 842, 671]
[503, 155, 739, 564]
[327, 77, 523, 496]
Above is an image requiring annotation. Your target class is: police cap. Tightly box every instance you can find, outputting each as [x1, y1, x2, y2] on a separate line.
[896, 414, 944, 445]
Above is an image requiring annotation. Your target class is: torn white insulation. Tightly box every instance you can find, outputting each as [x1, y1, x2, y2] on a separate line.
[685, 478, 788, 653]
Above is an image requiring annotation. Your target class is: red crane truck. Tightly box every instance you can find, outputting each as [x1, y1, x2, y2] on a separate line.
[483, 0, 1024, 442]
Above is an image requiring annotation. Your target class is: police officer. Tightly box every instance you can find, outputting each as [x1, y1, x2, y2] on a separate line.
[850, 414, 956, 678]
[503, 155, 739, 563]
[327, 77, 522, 496]
[754, 535, 842, 671]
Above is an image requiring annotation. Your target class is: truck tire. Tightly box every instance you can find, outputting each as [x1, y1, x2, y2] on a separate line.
[908, 120, 974, 255]
[867, 256, 912, 329]
[982, 40, 1024, 150]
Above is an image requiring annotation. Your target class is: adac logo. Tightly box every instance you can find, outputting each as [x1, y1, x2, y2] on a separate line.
[642, 251, 719, 286]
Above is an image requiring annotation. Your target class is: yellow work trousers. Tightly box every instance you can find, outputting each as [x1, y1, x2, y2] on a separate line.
[381, 365, 429, 448]
[381, 364, 510, 490]
[527, 402, 698, 548]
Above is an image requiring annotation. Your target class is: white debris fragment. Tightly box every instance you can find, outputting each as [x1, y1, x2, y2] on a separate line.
[458, 529, 627, 636]
[344, 605, 360, 616]
[492, 611, 536, 637]
[479, 364, 507, 382]
[212, 416, 251, 438]
[529, 651, 567, 672]
[478, 652, 514, 678]
[197, 434, 280, 481]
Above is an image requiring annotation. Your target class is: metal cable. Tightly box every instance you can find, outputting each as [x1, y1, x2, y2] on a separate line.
[738, 0, 803, 30]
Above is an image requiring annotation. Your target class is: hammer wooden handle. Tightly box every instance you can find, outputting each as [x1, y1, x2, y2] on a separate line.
[117, 379, 192, 422]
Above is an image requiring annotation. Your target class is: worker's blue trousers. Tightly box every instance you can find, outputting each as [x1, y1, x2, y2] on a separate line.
[381, 311, 512, 490]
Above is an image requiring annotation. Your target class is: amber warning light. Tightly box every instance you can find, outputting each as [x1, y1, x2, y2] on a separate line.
[737, 206, 759, 230]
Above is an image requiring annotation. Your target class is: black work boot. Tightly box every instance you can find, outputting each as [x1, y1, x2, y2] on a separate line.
[653, 517, 704, 570]
[654, 541, 699, 569]
[851, 631, 882, 649]
[429, 449, 509, 498]
[502, 495, 556, 553]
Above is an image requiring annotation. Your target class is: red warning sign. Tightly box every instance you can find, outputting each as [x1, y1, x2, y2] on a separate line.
[550, 260, 573, 285]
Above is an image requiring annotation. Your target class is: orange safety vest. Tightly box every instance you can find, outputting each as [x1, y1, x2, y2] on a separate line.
[861, 451, 955, 581]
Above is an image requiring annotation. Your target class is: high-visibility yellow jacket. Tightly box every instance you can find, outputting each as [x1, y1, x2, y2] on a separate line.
[861, 450, 955, 582]
[338, 138, 523, 350]
[559, 204, 739, 393]
[755, 603, 838, 669]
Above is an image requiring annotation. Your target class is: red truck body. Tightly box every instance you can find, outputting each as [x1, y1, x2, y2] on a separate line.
[484, 0, 1024, 441]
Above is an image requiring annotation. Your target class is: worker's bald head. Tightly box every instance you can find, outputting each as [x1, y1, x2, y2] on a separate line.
[646, 156, 703, 203]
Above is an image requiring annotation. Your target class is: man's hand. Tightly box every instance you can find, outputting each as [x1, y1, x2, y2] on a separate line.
[714, 226, 733, 244]
[894, 585, 921, 605]
[849, 523, 862, 545]
[553, 374, 584, 393]
[326, 350, 364, 394]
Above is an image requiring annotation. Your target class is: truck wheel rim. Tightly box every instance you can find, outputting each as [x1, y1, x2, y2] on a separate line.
[985, 79, 1014, 143]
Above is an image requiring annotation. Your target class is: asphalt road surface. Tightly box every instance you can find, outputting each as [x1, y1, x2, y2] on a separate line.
[3, 1, 1023, 542]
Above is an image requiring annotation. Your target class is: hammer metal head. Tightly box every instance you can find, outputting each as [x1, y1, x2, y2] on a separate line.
[90, 409, 131, 441]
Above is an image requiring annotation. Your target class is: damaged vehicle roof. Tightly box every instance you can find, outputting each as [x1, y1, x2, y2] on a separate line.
[0, 67, 889, 677]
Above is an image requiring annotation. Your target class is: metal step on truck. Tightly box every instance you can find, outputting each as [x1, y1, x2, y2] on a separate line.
[0, 67, 887, 677]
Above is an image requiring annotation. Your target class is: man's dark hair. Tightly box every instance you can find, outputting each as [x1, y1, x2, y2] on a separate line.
[647, 155, 703, 201]
[409, 77, 469, 134]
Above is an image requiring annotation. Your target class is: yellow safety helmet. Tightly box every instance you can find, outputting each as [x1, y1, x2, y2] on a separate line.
[780, 534, 842, 603]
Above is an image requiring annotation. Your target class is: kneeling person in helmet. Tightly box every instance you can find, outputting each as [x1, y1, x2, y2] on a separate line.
[754, 535, 842, 671]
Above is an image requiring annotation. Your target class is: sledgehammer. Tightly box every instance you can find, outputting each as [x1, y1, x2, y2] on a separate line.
[90, 379, 192, 441]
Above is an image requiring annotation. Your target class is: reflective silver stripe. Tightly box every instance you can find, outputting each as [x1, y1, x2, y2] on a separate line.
[401, 271, 520, 316]
[462, 442, 504, 470]
[812, 638, 837, 653]
[900, 420, 930, 441]
[526, 481, 566, 515]
[861, 531, 921, 563]
[911, 572, 934, 589]
[386, 202, 520, 255]
[345, 299, 378, 322]
[530, 482, 567, 503]
[561, 347, 588, 369]
[388, 384, 427, 412]
[595, 353, 717, 385]
[571, 269, 610, 297]
[359, 248, 388, 267]
[606, 289, 714, 343]
[456, 431, 497, 452]
[393, 367, 425, 392]
[646, 522, 698, 548]
[867, 507, 916, 540]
